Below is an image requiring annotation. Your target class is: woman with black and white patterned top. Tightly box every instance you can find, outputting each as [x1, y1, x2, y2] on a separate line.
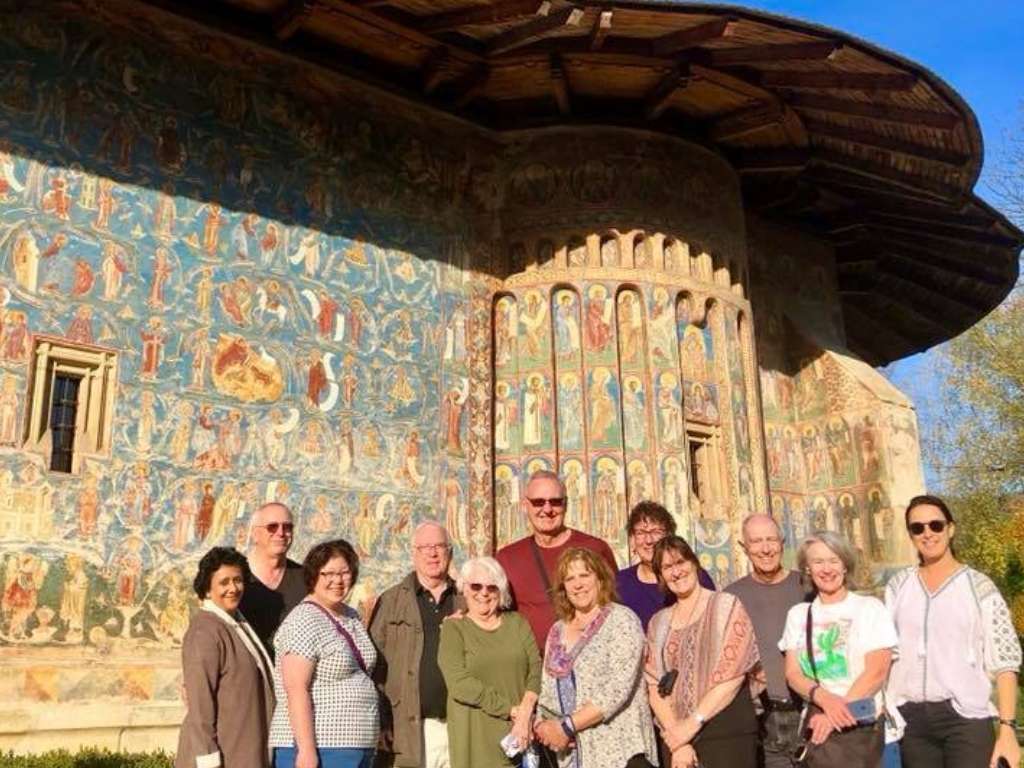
[269, 539, 378, 768]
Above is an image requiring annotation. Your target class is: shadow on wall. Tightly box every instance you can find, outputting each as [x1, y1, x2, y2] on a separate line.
[0, 1, 490, 689]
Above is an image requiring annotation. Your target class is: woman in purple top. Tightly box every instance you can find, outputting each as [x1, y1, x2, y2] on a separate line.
[616, 502, 715, 631]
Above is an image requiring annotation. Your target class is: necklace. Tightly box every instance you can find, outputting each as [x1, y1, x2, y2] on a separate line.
[672, 589, 704, 628]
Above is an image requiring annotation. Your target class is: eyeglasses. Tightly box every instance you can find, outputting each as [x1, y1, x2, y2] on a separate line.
[808, 557, 843, 570]
[527, 497, 565, 509]
[660, 559, 693, 576]
[320, 570, 352, 582]
[908, 520, 947, 536]
[256, 522, 294, 535]
[468, 582, 500, 595]
[632, 527, 666, 541]
[414, 544, 451, 554]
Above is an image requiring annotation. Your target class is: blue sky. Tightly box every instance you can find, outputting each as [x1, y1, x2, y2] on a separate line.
[721, 1, 1024, 486]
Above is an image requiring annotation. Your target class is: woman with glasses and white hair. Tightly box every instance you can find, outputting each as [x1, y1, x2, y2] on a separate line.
[886, 495, 1021, 768]
[439, 556, 542, 768]
[779, 531, 898, 768]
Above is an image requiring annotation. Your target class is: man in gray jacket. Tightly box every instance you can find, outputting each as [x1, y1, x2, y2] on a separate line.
[370, 521, 459, 768]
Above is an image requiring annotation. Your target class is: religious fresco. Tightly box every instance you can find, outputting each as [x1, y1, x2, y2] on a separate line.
[493, 277, 752, 563]
[0, 4, 494, 714]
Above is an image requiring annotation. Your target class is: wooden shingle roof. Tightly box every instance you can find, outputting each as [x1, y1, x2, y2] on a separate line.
[133, 0, 1024, 363]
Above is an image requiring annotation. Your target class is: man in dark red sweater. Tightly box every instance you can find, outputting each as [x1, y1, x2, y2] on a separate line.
[495, 469, 617, 649]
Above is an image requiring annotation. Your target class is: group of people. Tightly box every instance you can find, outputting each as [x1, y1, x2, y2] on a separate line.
[175, 471, 1021, 768]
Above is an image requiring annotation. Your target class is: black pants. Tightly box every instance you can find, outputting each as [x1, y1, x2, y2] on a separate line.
[759, 707, 802, 768]
[898, 700, 995, 768]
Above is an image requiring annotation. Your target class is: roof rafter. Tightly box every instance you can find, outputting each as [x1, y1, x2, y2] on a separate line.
[744, 69, 917, 90]
[415, 0, 550, 34]
[487, 5, 585, 55]
[273, 0, 316, 40]
[549, 52, 571, 114]
[651, 17, 734, 56]
[787, 92, 958, 129]
[803, 117, 968, 166]
[698, 40, 838, 67]
[588, 7, 612, 50]
[644, 62, 690, 120]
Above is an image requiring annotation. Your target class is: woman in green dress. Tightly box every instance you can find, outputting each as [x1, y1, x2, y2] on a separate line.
[439, 556, 541, 768]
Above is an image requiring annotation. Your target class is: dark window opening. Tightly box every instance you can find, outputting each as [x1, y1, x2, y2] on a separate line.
[49, 373, 81, 473]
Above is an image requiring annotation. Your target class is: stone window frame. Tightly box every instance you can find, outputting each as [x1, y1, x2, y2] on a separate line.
[22, 334, 118, 474]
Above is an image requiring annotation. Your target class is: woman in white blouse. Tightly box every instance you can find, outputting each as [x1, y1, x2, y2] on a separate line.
[886, 495, 1021, 768]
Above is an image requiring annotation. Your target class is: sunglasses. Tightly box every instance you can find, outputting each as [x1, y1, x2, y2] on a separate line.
[527, 497, 565, 509]
[908, 520, 947, 536]
[468, 582, 500, 595]
[257, 522, 294, 535]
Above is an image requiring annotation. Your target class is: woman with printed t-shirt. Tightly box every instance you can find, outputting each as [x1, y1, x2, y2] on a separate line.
[269, 539, 378, 768]
[886, 495, 1021, 768]
[779, 531, 897, 768]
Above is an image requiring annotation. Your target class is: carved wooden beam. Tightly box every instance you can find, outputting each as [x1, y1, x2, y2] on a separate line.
[421, 46, 450, 94]
[748, 69, 917, 91]
[273, 0, 317, 40]
[700, 40, 838, 67]
[644, 63, 690, 120]
[802, 117, 969, 167]
[730, 148, 810, 174]
[549, 52, 571, 115]
[709, 101, 784, 142]
[650, 17, 734, 56]
[452, 65, 490, 107]
[787, 92, 959, 129]
[589, 7, 612, 51]
[416, 0, 550, 33]
[487, 5, 585, 55]
[813, 149, 963, 200]
[882, 237, 1010, 286]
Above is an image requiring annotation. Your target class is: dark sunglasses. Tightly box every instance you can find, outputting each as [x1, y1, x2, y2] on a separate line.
[908, 520, 947, 536]
[527, 497, 566, 509]
[257, 522, 294, 535]
[468, 582, 500, 594]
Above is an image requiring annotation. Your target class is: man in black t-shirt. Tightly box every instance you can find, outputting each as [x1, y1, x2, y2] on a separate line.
[238, 501, 306, 658]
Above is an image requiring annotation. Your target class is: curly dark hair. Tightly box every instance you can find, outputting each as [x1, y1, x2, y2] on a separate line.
[625, 501, 677, 537]
[303, 538, 360, 593]
[651, 535, 699, 593]
[193, 547, 251, 599]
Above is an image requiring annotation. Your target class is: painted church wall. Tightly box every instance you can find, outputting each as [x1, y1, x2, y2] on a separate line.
[0, 3, 497, 748]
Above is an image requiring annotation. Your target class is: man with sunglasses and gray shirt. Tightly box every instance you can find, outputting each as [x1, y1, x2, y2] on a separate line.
[239, 501, 306, 658]
[495, 469, 617, 649]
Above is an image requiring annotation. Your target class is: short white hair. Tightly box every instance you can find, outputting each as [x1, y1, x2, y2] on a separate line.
[411, 520, 449, 548]
[457, 556, 512, 609]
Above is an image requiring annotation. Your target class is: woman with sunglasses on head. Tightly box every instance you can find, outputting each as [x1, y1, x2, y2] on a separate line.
[533, 547, 657, 768]
[645, 536, 762, 768]
[779, 531, 897, 768]
[439, 556, 541, 768]
[886, 495, 1021, 768]
[176, 547, 275, 768]
[269, 539, 378, 768]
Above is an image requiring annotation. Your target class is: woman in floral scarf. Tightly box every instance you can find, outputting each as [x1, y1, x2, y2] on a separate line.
[534, 548, 657, 768]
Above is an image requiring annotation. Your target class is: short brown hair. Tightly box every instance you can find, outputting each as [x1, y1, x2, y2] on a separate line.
[626, 501, 677, 537]
[551, 547, 617, 621]
[303, 538, 359, 593]
[651, 536, 699, 593]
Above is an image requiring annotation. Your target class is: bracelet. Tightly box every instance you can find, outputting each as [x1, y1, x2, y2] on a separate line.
[998, 718, 1017, 729]
[560, 715, 576, 739]
[808, 684, 820, 704]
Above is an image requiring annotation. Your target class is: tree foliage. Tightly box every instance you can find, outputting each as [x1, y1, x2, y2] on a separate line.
[925, 105, 1024, 636]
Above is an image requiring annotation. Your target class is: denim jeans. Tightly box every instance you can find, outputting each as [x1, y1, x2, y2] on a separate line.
[274, 747, 375, 768]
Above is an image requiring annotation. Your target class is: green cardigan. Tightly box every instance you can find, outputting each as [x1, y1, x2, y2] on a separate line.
[438, 611, 542, 768]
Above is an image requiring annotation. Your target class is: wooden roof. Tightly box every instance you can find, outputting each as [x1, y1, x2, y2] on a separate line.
[135, 0, 1023, 364]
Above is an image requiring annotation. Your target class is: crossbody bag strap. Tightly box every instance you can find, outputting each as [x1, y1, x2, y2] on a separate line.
[529, 537, 554, 598]
[304, 600, 369, 674]
[804, 602, 819, 682]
